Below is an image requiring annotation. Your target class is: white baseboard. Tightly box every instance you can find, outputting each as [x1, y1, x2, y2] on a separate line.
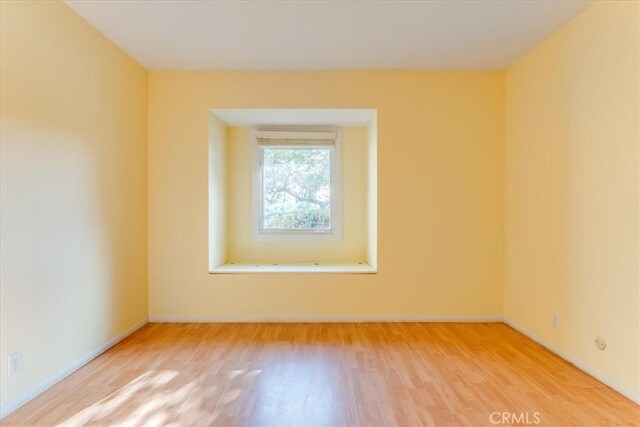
[0, 318, 149, 419]
[504, 318, 640, 405]
[149, 315, 504, 323]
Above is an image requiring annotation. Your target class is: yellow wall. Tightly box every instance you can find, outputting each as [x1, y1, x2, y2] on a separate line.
[0, 0, 148, 409]
[505, 0, 639, 397]
[367, 117, 378, 269]
[148, 71, 505, 320]
[208, 114, 227, 268]
[226, 126, 369, 264]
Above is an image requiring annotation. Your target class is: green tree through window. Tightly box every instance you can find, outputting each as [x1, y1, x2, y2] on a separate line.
[262, 148, 331, 230]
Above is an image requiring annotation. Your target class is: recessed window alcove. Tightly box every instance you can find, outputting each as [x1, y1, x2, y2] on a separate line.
[209, 109, 377, 273]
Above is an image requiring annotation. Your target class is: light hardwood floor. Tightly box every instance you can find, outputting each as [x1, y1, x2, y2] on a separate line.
[3, 323, 639, 426]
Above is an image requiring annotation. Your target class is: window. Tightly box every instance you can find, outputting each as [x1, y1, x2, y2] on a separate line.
[253, 130, 342, 242]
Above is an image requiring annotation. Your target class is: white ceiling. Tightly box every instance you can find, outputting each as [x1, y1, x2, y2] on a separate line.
[65, 0, 592, 71]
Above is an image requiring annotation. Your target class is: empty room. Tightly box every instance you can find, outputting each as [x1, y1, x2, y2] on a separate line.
[0, 0, 638, 425]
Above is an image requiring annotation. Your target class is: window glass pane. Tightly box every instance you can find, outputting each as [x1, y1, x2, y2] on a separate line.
[262, 148, 331, 231]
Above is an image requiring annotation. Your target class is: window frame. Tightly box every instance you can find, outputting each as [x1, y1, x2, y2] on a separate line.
[252, 128, 343, 243]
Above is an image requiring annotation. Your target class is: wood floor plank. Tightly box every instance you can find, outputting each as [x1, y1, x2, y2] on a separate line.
[3, 323, 639, 426]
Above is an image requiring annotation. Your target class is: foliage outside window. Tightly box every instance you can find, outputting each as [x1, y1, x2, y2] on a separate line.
[262, 148, 331, 231]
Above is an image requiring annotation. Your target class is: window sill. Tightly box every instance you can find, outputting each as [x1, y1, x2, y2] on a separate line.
[210, 263, 376, 274]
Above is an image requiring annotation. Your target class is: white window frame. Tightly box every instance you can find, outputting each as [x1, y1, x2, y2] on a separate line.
[252, 129, 343, 243]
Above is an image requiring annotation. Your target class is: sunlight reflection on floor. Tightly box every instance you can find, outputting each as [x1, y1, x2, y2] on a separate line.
[59, 370, 181, 426]
[56, 368, 275, 426]
[56, 361, 343, 426]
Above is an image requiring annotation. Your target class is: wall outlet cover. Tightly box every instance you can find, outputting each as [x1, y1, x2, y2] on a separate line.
[595, 336, 607, 351]
[8, 351, 22, 377]
[551, 313, 559, 329]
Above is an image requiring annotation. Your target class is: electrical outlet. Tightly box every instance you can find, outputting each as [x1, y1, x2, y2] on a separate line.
[595, 336, 607, 351]
[8, 351, 22, 377]
[551, 313, 559, 329]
